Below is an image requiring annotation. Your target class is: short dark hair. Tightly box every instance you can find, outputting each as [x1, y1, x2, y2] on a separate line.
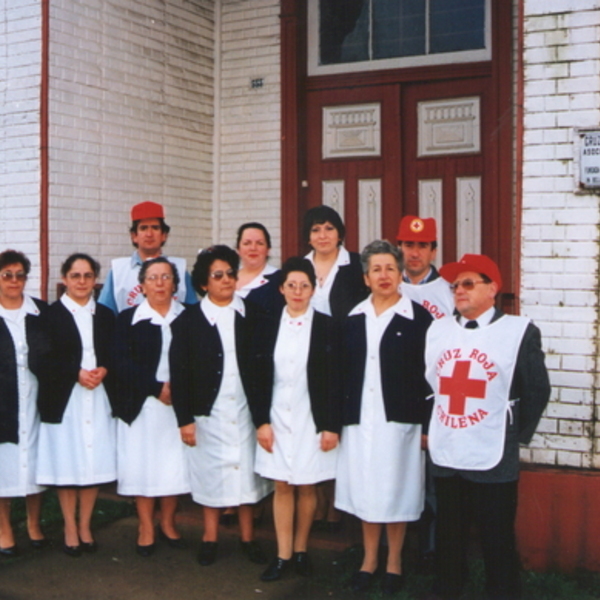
[280, 257, 316, 288]
[302, 205, 345, 246]
[236, 222, 272, 250]
[129, 218, 171, 248]
[60, 253, 100, 278]
[138, 256, 180, 295]
[0, 250, 31, 274]
[192, 245, 239, 296]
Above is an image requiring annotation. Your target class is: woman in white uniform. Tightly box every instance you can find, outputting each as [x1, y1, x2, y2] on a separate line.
[113, 257, 190, 556]
[251, 257, 340, 582]
[37, 253, 117, 557]
[170, 245, 271, 567]
[335, 240, 433, 595]
[0, 250, 48, 556]
[235, 222, 284, 316]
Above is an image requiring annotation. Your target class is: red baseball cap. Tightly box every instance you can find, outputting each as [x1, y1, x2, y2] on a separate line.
[439, 253, 503, 291]
[131, 201, 165, 222]
[396, 216, 437, 242]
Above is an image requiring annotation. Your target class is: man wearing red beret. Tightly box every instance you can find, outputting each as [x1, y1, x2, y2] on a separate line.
[396, 216, 454, 320]
[424, 254, 550, 600]
[98, 201, 197, 313]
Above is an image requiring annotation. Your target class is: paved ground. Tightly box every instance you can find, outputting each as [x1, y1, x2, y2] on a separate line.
[0, 493, 359, 600]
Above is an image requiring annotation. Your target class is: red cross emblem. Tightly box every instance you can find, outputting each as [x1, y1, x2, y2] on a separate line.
[439, 360, 487, 415]
[410, 218, 424, 233]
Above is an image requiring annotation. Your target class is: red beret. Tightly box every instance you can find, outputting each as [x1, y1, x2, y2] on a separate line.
[396, 216, 437, 242]
[439, 254, 503, 291]
[131, 201, 165, 222]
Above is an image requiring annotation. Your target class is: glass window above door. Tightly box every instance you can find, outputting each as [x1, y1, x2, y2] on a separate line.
[309, 0, 490, 76]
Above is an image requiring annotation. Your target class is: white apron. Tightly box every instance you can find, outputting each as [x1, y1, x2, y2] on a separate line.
[400, 276, 454, 320]
[117, 299, 190, 497]
[188, 297, 271, 507]
[255, 307, 338, 485]
[335, 296, 425, 523]
[0, 297, 44, 497]
[426, 315, 529, 470]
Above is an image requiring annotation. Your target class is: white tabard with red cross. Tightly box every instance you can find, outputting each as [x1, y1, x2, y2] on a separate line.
[425, 315, 529, 470]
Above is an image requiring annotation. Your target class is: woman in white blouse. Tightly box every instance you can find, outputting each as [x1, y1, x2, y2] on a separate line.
[37, 254, 117, 557]
[113, 257, 190, 556]
[251, 257, 340, 582]
[0, 250, 48, 556]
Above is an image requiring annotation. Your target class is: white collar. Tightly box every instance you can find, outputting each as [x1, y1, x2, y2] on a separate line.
[132, 297, 184, 325]
[458, 305, 495, 328]
[61, 293, 96, 315]
[0, 294, 41, 320]
[201, 294, 245, 325]
[349, 293, 414, 320]
[305, 245, 351, 268]
[238, 264, 277, 293]
[280, 305, 314, 327]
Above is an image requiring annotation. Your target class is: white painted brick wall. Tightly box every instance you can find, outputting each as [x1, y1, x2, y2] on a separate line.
[216, 0, 282, 264]
[521, 1, 600, 469]
[47, 0, 214, 297]
[0, 1, 43, 294]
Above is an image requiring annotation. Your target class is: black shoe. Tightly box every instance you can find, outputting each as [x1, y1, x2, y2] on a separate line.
[136, 543, 155, 557]
[294, 552, 311, 576]
[80, 541, 98, 554]
[30, 538, 50, 550]
[159, 529, 188, 550]
[240, 540, 268, 564]
[382, 573, 404, 595]
[350, 570, 374, 593]
[63, 544, 82, 558]
[0, 545, 18, 558]
[197, 541, 218, 566]
[261, 557, 291, 582]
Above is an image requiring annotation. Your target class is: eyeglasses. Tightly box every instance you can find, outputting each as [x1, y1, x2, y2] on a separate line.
[67, 272, 95, 281]
[0, 271, 27, 282]
[209, 269, 236, 281]
[283, 282, 312, 292]
[450, 279, 487, 293]
[145, 273, 174, 282]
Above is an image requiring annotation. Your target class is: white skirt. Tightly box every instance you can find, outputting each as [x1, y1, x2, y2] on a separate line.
[255, 385, 337, 485]
[188, 397, 271, 508]
[0, 386, 44, 497]
[335, 418, 425, 523]
[37, 384, 117, 486]
[117, 396, 190, 497]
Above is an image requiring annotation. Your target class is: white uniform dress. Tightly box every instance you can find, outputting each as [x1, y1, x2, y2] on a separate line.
[255, 307, 338, 485]
[188, 296, 271, 507]
[335, 296, 425, 523]
[37, 295, 117, 486]
[117, 299, 190, 497]
[305, 246, 351, 316]
[0, 296, 44, 497]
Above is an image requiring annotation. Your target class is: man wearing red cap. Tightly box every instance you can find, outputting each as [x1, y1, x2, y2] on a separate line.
[424, 254, 550, 600]
[98, 201, 197, 313]
[396, 216, 453, 320]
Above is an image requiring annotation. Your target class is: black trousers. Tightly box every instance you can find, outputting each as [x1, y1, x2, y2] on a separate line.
[434, 475, 521, 600]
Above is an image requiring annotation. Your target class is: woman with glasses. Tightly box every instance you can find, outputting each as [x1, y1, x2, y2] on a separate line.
[0, 250, 49, 556]
[37, 253, 116, 557]
[335, 240, 433, 595]
[250, 257, 340, 582]
[170, 245, 271, 567]
[113, 257, 190, 556]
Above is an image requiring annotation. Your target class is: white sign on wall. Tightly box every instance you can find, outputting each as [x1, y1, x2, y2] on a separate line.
[580, 131, 600, 189]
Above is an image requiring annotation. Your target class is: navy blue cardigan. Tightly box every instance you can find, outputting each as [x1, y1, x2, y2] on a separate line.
[328, 251, 369, 320]
[38, 300, 116, 424]
[248, 309, 342, 434]
[169, 301, 257, 428]
[0, 298, 49, 444]
[243, 270, 285, 316]
[112, 306, 167, 425]
[342, 301, 433, 427]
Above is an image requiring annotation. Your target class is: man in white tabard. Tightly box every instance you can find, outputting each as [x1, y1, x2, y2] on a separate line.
[396, 215, 454, 320]
[424, 254, 550, 600]
[98, 201, 197, 313]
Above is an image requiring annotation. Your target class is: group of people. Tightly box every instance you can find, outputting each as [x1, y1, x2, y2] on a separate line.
[0, 201, 550, 600]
